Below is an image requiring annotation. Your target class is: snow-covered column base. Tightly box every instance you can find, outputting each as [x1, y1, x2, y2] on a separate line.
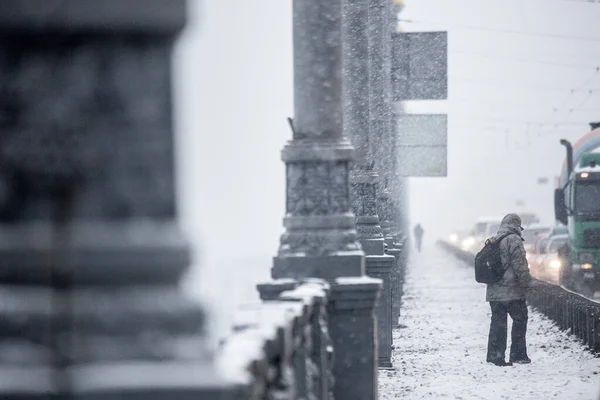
[272, 140, 366, 280]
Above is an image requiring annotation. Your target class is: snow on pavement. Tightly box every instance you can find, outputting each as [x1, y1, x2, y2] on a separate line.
[379, 245, 600, 400]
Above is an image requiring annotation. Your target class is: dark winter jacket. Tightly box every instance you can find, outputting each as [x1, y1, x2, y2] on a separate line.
[486, 213, 532, 302]
[414, 224, 424, 238]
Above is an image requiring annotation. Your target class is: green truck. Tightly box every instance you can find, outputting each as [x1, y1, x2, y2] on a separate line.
[555, 123, 600, 296]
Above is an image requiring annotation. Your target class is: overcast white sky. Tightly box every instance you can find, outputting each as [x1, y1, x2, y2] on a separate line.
[172, 0, 600, 337]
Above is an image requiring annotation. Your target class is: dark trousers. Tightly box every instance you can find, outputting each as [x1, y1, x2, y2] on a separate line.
[415, 237, 422, 252]
[487, 300, 529, 362]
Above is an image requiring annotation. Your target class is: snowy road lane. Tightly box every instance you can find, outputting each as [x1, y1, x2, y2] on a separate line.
[379, 245, 600, 400]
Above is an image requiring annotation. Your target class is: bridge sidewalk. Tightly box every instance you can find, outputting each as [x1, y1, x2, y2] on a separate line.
[379, 245, 600, 399]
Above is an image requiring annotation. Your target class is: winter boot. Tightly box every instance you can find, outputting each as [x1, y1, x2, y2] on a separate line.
[487, 359, 513, 367]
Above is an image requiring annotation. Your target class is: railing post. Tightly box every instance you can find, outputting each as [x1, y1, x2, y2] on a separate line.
[594, 317, 600, 354]
[329, 277, 383, 397]
[575, 299, 582, 339]
[291, 302, 313, 399]
[586, 307, 595, 350]
[0, 2, 229, 398]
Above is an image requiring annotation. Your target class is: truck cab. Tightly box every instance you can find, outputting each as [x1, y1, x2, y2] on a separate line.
[556, 152, 600, 293]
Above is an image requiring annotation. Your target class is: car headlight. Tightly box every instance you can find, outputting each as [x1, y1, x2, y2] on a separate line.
[550, 259, 562, 269]
[461, 237, 475, 250]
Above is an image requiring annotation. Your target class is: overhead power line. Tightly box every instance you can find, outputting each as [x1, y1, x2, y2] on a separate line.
[400, 18, 600, 43]
[451, 76, 600, 92]
[563, 107, 600, 112]
[452, 115, 589, 127]
[546, 68, 600, 125]
[452, 51, 600, 69]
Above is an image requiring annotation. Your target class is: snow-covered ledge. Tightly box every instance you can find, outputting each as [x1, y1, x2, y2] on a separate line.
[216, 279, 334, 400]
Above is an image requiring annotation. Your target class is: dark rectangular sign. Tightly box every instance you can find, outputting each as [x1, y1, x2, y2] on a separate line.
[392, 31, 448, 101]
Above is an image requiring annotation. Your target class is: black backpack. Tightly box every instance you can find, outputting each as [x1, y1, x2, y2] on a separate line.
[474, 233, 511, 284]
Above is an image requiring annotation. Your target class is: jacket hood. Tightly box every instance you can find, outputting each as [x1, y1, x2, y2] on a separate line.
[496, 213, 523, 237]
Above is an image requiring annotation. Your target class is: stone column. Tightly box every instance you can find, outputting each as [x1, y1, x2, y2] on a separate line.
[381, 0, 406, 330]
[273, 0, 364, 280]
[271, 1, 382, 399]
[390, 1, 409, 240]
[341, 0, 395, 369]
[370, 0, 398, 369]
[343, 0, 384, 254]
[0, 1, 227, 398]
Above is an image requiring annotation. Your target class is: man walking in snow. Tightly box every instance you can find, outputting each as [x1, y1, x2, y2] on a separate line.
[486, 213, 532, 366]
[413, 223, 424, 252]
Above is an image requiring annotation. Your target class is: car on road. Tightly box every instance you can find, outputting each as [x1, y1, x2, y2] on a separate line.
[522, 225, 551, 253]
[537, 234, 569, 283]
[528, 234, 550, 277]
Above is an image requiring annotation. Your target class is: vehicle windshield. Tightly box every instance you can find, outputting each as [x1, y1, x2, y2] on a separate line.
[548, 237, 568, 253]
[552, 225, 568, 235]
[575, 181, 600, 213]
[522, 228, 550, 245]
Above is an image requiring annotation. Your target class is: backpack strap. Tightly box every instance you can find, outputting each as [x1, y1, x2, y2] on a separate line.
[496, 232, 514, 276]
[488, 232, 511, 245]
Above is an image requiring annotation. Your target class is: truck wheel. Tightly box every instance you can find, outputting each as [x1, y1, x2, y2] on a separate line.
[573, 278, 594, 298]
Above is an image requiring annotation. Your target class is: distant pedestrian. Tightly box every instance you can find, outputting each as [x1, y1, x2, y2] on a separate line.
[486, 213, 532, 366]
[413, 224, 424, 252]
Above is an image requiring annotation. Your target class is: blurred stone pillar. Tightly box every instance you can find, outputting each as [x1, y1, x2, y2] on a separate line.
[342, 0, 395, 370]
[271, 0, 382, 398]
[0, 1, 228, 398]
